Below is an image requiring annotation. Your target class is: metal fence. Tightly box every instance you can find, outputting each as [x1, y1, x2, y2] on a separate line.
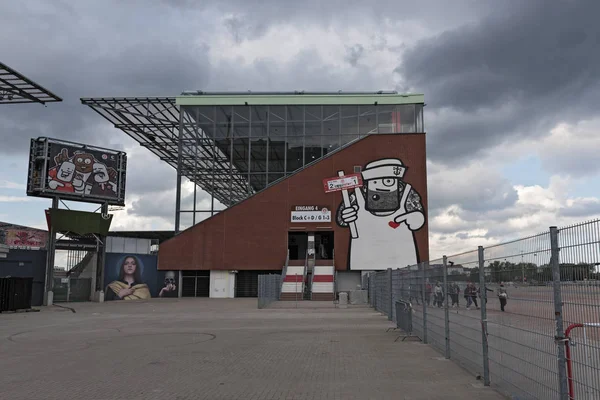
[257, 274, 281, 309]
[366, 220, 600, 400]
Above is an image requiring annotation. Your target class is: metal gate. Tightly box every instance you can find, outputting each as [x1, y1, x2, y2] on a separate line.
[236, 271, 281, 298]
[53, 249, 95, 302]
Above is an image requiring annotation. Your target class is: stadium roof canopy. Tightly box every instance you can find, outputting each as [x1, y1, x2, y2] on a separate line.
[81, 92, 424, 221]
[0, 62, 62, 105]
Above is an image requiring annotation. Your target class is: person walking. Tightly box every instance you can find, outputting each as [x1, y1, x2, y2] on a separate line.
[425, 281, 433, 306]
[450, 282, 460, 308]
[497, 283, 508, 312]
[465, 282, 479, 310]
[434, 282, 444, 308]
[464, 282, 473, 309]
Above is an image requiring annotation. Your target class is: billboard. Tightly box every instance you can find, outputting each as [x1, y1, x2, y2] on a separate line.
[27, 137, 127, 206]
[103, 253, 179, 300]
[0, 223, 47, 250]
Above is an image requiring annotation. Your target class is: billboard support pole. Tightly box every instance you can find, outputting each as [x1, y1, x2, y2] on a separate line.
[93, 202, 109, 302]
[44, 196, 59, 306]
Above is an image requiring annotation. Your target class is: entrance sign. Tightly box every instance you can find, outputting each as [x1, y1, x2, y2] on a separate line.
[322, 173, 363, 193]
[291, 206, 331, 223]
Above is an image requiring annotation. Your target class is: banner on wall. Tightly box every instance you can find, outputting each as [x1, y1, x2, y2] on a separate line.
[0, 227, 48, 249]
[103, 253, 179, 301]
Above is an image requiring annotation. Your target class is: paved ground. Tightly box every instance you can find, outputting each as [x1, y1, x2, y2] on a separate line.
[0, 298, 507, 400]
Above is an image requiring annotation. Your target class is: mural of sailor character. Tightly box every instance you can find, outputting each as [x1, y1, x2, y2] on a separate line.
[336, 158, 426, 270]
[47, 159, 76, 193]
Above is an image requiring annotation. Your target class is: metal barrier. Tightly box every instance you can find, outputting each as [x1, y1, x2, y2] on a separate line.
[257, 274, 281, 309]
[388, 299, 419, 342]
[0, 277, 33, 312]
[365, 219, 600, 400]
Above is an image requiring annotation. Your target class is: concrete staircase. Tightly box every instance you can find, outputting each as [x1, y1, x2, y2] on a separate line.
[280, 265, 305, 301]
[311, 265, 335, 301]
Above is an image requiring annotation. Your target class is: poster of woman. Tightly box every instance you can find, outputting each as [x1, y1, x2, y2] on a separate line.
[105, 255, 152, 301]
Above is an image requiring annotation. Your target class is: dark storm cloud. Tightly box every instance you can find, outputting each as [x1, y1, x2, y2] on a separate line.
[0, 2, 210, 157]
[399, 0, 600, 164]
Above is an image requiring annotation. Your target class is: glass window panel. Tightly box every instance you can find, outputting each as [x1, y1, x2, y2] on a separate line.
[340, 134, 360, 147]
[287, 120, 303, 136]
[269, 105, 286, 122]
[269, 120, 286, 137]
[359, 105, 377, 136]
[341, 106, 359, 135]
[197, 123, 214, 139]
[197, 106, 215, 124]
[397, 104, 416, 133]
[217, 106, 233, 121]
[252, 106, 268, 123]
[286, 136, 303, 173]
[232, 138, 249, 171]
[268, 173, 285, 185]
[304, 136, 322, 165]
[323, 118, 339, 136]
[249, 138, 267, 173]
[268, 138, 285, 172]
[214, 138, 231, 159]
[216, 122, 232, 138]
[233, 123, 250, 137]
[249, 174, 267, 192]
[251, 124, 267, 137]
[416, 104, 424, 132]
[305, 106, 322, 121]
[322, 135, 340, 156]
[323, 105, 339, 121]
[323, 105, 339, 135]
[377, 105, 396, 133]
[305, 121, 321, 136]
[287, 105, 304, 122]
[233, 106, 250, 122]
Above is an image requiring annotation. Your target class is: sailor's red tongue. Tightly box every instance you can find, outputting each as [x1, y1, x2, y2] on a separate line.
[388, 221, 400, 229]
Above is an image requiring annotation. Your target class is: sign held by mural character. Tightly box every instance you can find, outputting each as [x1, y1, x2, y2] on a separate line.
[323, 171, 363, 239]
[322, 173, 363, 193]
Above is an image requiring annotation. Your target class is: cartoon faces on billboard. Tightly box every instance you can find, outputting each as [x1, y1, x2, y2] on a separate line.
[47, 147, 118, 197]
[336, 158, 426, 271]
[105, 255, 151, 301]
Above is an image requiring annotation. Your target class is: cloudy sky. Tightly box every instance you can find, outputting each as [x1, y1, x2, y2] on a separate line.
[1, 0, 599, 259]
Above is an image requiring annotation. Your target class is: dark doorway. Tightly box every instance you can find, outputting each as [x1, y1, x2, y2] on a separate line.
[181, 271, 210, 297]
[288, 232, 308, 260]
[315, 231, 334, 260]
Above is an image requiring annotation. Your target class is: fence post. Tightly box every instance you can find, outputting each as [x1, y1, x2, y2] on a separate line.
[387, 268, 393, 321]
[443, 255, 450, 359]
[550, 226, 569, 400]
[422, 261, 428, 344]
[478, 246, 490, 386]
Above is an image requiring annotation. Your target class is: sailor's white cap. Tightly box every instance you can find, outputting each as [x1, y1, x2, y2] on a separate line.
[361, 158, 406, 180]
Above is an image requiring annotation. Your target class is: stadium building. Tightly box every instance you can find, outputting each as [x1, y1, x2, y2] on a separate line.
[83, 92, 429, 300]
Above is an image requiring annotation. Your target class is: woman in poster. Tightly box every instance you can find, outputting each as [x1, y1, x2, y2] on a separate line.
[105, 255, 151, 300]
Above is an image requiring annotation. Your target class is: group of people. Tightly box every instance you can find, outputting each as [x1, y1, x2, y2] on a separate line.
[409, 281, 509, 312]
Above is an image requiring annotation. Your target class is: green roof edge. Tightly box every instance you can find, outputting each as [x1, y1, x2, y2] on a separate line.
[176, 93, 424, 106]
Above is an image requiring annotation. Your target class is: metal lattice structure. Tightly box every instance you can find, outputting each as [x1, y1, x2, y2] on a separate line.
[81, 92, 425, 232]
[0, 62, 62, 105]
